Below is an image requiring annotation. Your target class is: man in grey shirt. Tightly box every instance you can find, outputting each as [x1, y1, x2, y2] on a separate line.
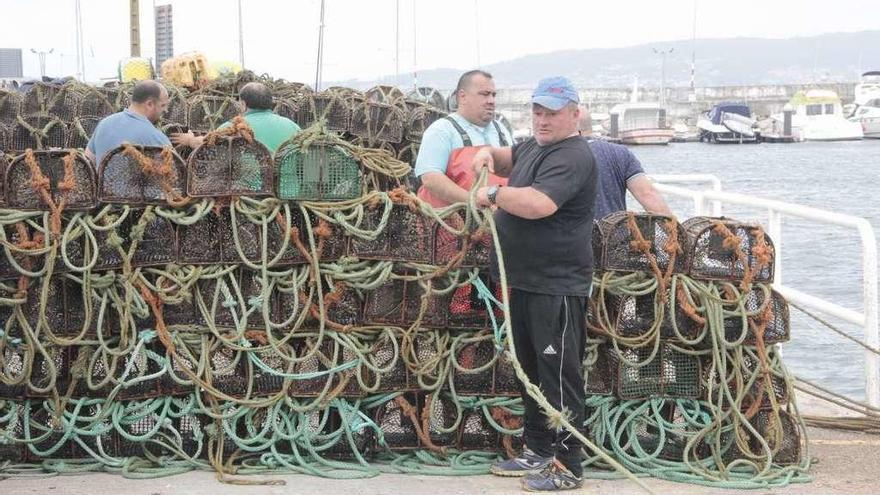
[85, 80, 171, 165]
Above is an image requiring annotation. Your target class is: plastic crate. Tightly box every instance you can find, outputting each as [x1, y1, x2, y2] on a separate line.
[275, 139, 362, 201]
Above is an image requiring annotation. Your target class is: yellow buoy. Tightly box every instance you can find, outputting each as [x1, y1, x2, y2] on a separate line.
[119, 57, 155, 82]
[208, 60, 243, 80]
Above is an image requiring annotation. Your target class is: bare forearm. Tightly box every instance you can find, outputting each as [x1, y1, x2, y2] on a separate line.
[170, 132, 205, 149]
[638, 190, 672, 215]
[629, 176, 672, 215]
[420, 172, 470, 204]
[472, 146, 514, 178]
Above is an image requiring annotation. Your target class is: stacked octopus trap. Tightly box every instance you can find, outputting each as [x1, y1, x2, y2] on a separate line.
[0, 75, 809, 488]
[585, 211, 808, 486]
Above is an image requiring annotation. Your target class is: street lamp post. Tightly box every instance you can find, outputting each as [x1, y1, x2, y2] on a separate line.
[31, 48, 54, 78]
[653, 47, 673, 107]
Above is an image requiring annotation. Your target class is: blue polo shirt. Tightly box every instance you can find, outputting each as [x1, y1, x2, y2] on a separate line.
[414, 113, 513, 177]
[86, 109, 171, 164]
[588, 139, 646, 220]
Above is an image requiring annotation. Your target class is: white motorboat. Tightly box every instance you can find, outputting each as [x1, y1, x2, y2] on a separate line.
[771, 90, 863, 141]
[849, 71, 880, 139]
[850, 104, 880, 139]
[697, 102, 758, 143]
[854, 71, 880, 106]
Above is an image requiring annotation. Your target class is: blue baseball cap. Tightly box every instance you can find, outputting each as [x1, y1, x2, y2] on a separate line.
[531, 76, 580, 111]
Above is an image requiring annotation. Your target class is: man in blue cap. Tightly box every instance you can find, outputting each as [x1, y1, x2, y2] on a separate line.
[472, 76, 597, 491]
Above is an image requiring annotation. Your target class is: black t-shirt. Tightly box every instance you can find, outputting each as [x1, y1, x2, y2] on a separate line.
[491, 136, 597, 296]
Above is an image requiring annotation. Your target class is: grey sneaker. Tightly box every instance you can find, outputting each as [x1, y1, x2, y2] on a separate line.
[490, 447, 553, 477]
[520, 459, 584, 492]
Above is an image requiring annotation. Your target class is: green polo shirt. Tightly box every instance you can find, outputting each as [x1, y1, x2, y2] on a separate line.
[220, 109, 301, 154]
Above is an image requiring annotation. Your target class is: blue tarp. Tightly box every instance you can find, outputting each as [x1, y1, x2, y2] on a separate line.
[708, 102, 751, 124]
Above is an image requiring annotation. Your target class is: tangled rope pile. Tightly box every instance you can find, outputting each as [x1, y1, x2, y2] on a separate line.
[0, 131, 523, 484]
[586, 212, 810, 488]
[0, 121, 809, 491]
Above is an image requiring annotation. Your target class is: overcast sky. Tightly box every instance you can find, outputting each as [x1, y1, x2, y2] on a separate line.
[2, 0, 878, 84]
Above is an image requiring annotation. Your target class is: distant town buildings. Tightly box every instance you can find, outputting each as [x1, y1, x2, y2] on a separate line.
[154, 4, 173, 71]
[0, 48, 23, 78]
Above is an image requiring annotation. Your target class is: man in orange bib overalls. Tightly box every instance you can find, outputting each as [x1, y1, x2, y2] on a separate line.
[415, 70, 512, 207]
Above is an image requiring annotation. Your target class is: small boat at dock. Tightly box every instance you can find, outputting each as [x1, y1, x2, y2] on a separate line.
[608, 102, 675, 145]
[697, 102, 758, 143]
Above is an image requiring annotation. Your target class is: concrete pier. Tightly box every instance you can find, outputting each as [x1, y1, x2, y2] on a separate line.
[495, 81, 857, 129]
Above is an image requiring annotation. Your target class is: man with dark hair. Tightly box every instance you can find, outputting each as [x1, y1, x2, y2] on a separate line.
[130, 81, 164, 105]
[172, 82, 300, 154]
[414, 69, 512, 207]
[85, 80, 170, 164]
[471, 76, 596, 492]
[238, 82, 274, 110]
[578, 110, 671, 219]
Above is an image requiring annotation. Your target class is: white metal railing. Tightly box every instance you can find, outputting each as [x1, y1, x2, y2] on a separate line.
[649, 174, 880, 408]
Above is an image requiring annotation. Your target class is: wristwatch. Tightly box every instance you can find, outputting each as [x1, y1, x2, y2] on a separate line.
[487, 185, 501, 205]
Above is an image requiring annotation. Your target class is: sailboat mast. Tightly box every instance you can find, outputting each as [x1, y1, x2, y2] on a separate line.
[412, 0, 418, 90]
[238, 0, 245, 68]
[690, 0, 697, 92]
[75, 0, 85, 80]
[315, 0, 326, 91]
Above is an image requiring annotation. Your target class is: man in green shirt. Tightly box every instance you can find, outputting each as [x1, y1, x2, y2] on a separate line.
[171, 82, 300, 153]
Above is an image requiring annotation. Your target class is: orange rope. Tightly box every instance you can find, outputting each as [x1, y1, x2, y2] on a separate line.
[322, 282, 346, 308]
[490, 406, 523, 459]
[676, 284, 707, 326]
[204, 116, 255, 146]
[744, 300, 775, 419]
[312, 219, 333, 240]
[23, 149, 77, 237]
[275, 212, 313, 266]
[752, 228, 774, 275]
[11, 222, 42, 298]
[625, 213, 680, 303]
[712, 221, 767, 293]
[312, 219, 332, 259]
[136, 281, 176, 353]
[121, 144, 189, 207]
[287, 280, 354, 333]
[242, 330, 269, 346]
[388, 186, 420, 213]
[392, 395, 445, 454]
[365, 194, 383, 210]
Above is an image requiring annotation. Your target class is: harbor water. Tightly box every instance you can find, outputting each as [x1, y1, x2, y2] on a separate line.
[629, 140, 880, 400]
